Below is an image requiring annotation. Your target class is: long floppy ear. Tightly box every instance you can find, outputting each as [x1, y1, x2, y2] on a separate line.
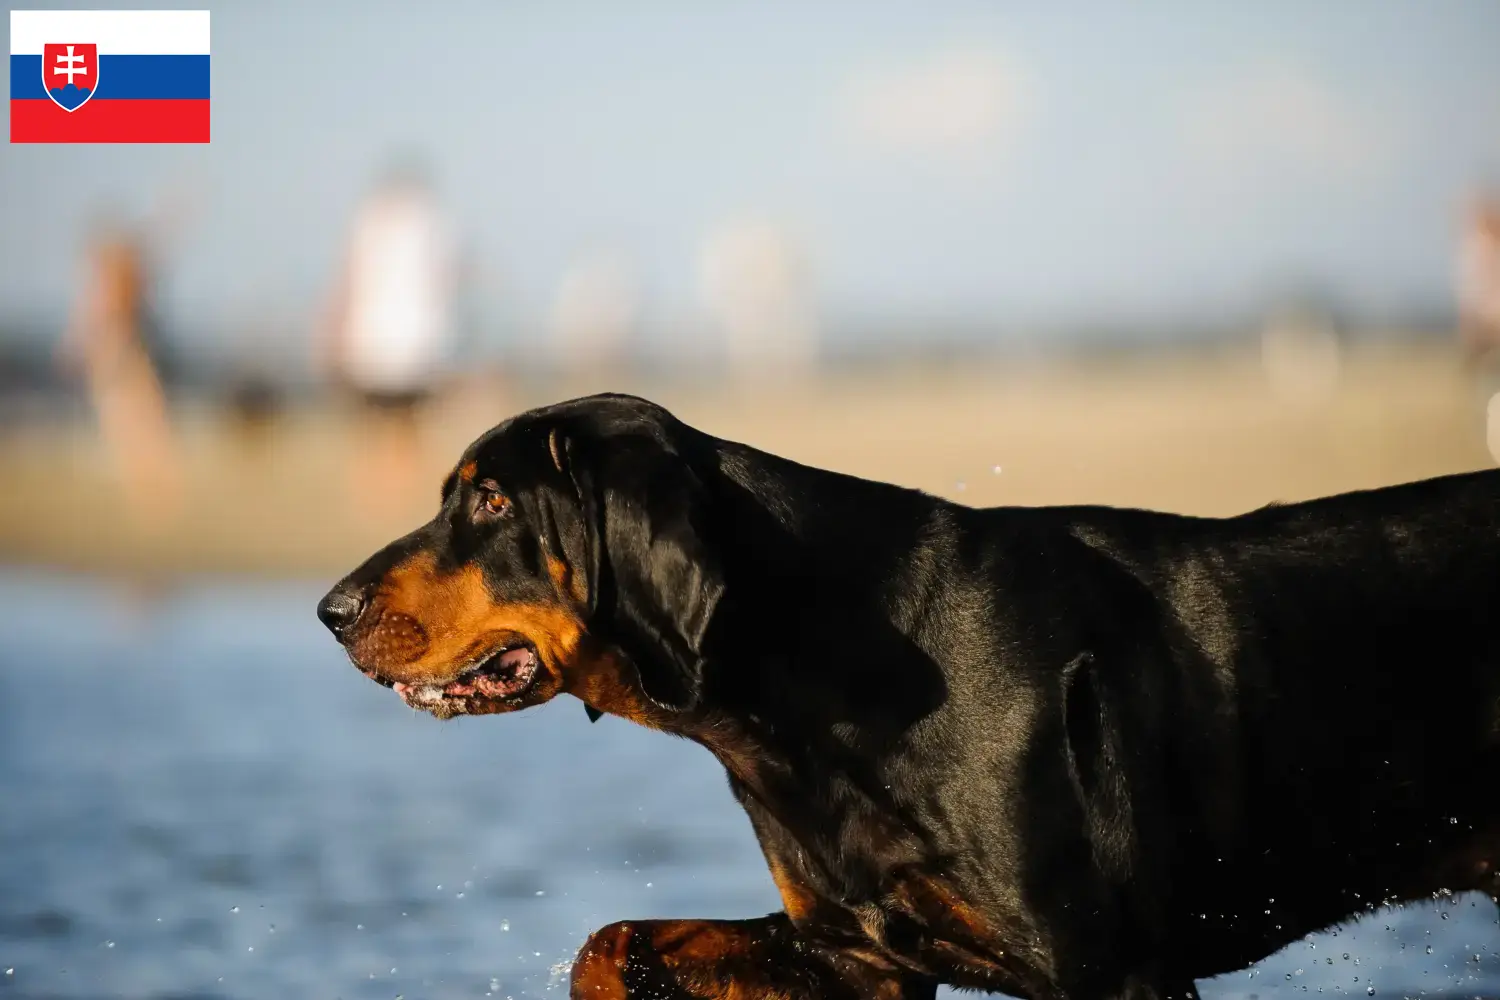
[558, 427, 724, 712]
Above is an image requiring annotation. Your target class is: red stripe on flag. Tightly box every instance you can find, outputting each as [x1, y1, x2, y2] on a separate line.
[10, 99, 210, 143]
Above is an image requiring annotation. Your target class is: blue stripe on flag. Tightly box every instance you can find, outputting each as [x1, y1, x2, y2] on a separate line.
[10, 54, 210, 100]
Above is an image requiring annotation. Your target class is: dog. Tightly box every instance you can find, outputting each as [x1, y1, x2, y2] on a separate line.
[317, 392, 1500, 1000]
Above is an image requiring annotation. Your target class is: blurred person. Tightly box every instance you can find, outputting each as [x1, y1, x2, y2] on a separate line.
[56, 213, 183, 525]
[222, 306, 291, 455]
[321, 156, 456, 520]
[1457, 196, 1500, 364]
[549, 247, 639, 383]
[698, 216, 818, 382]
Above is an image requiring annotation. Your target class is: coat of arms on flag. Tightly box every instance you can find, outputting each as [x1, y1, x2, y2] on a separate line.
[41, 43, 99, 111]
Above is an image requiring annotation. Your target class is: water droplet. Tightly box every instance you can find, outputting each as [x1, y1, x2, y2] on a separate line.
[534, 890, 545, 897]
[955, 481, 967, 492]
[356, 924, 364, 930]
[1343, 953, 1349, 960]
[500, 920, 510, 932]
[992, 465, 1003, 475]
[1366, 989, 1375, 996]
[645, 882, 653, 888]
[247, 946, 254, 953]
[4, 969, 12, 976]
[456, 892, 465, 899]
[1427, 945, 1434, 955]
[229, 906, 240, 914]
[1442, 912, 1450, 920]
[104, 941, 114, 949]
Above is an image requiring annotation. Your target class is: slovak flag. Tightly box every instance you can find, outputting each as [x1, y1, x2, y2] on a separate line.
[10, 9, 210, 143]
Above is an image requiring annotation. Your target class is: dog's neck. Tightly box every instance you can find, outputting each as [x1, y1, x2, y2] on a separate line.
[574, 434, 961, 799]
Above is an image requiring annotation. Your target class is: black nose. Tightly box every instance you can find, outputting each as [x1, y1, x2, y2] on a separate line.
[317, 586, 365, 639]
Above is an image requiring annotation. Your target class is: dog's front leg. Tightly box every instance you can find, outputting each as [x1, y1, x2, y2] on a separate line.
[1085, 975, 1201, 1000]
[569, 912, 937, 1000]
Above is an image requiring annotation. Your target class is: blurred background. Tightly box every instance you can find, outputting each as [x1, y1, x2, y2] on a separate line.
[4, 2, 1500, 997]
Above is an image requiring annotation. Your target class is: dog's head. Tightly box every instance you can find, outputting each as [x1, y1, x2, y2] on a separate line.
[316, 394, 724, 723]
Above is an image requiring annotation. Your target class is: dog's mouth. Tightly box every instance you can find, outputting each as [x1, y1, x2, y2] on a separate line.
[385, 643, 541, 715]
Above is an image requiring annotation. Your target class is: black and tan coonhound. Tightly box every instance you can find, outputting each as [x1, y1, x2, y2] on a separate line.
[317, 392, 1500, 1000]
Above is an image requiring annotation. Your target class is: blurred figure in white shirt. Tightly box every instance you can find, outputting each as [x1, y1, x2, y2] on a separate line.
[321, 157, 456, 520]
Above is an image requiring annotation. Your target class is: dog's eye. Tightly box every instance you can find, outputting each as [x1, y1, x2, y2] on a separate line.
[477, 481, 512, 518]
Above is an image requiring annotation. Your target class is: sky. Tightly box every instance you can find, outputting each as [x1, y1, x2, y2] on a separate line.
[3, 1, 1499, 364]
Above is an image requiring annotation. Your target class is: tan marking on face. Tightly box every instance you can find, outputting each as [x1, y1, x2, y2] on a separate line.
[349, 553, 597, 708]
[459, 460, 478, 483]
[348, 549, 725, 725]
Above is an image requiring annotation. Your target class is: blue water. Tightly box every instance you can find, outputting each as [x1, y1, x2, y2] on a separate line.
[0, 570, 1494, 999]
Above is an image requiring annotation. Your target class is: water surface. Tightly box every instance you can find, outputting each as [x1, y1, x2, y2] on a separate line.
[0, 572, 1493, 998]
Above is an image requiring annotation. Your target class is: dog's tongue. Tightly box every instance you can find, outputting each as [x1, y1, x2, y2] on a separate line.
[496, 647, 534, 672]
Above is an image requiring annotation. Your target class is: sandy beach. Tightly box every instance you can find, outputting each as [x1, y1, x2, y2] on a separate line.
[1, 342, 1494, 579]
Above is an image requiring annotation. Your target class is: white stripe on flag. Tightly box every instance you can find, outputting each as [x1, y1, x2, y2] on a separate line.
[9, 10, 210, 55]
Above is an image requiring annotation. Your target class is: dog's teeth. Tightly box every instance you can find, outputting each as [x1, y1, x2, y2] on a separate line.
[407, 685, 443, 705]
